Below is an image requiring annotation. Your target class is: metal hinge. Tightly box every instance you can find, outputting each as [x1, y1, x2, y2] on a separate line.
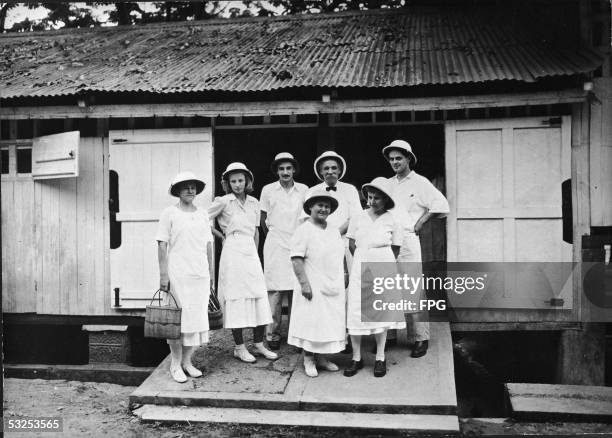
[548, 297, 564, 307]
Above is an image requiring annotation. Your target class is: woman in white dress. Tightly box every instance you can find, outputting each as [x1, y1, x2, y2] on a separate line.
[208, 162, 277, 363]
[289, 190, 346, 377]
[156, 171, 213, 383]
[344, 177, 405, 378]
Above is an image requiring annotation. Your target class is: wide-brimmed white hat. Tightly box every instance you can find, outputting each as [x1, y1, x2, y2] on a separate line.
[222, 162, 254, 183]
[313, 150, 347, 181]
[303, 190, 339, 215]
[382, 139, 417, 165]
[270, 152, 299, 175]
[168, 171, 206, 197]
[361, 176, 395, 209]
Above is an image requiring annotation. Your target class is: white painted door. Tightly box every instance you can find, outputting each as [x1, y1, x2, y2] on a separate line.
[445, 117, 572, 310]
[109, 129, 213, 308]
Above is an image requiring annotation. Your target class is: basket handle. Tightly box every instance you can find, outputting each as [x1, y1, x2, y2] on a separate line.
[150, 289, 180, 308]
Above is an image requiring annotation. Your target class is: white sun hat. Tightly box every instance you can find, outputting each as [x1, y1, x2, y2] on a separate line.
[168, 171, 206, 197]
[270, 152, 299, 175]
[382, 139, 417, 165]
[361, 176, 395, 209]
[303, 190, 339, 215]
[222, 162, 254, 183]
[313, 150, 347, 181]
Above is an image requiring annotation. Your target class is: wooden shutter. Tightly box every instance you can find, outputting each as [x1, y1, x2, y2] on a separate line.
[32, 131, 80, 179]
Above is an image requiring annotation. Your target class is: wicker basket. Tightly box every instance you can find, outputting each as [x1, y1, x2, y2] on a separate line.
[144, 290, 181, 339]
[208, 286, 223, 330]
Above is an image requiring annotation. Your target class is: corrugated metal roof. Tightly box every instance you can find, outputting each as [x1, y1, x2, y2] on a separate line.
[0, 7, 602, 99]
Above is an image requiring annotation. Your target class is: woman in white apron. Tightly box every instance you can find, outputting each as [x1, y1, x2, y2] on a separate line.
[208, 162, 277, 363]
[344, 177, 405, 378]
[156, 171, 213, 383]
[289, 190, 346, 377]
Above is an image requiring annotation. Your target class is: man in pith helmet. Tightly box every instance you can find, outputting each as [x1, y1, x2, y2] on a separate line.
[383, 140, 449, 358]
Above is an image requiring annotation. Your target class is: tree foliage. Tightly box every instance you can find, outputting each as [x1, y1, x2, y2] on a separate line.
[2, 1, 406, 32]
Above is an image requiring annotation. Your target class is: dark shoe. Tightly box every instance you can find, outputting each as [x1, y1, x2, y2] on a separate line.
[343, 360, 363, 377]
[371, 337, 397, 353]
[411, 340, 429, 358]
[268, 340, 280, 351]
[340, 342, 353, 354]
[373, 360, 387, 377]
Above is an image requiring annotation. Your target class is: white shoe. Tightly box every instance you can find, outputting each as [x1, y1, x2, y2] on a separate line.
[234, 346, 256, 363]
[316, 357, 339, 372]
[170, 364, 188, 383]
[182, 363, 203, 378]
[253, 343, 278, 360]
[304, 356, 318, 377]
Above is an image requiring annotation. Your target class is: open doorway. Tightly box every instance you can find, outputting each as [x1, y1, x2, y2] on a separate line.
[214, 123, 446, 263]
[213, 127, 319, 198]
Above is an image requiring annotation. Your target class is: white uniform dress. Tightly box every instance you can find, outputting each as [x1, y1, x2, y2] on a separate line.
[260, 181, 308, 290]
[208, 194, 272, 329]
[346, 209, 407, 335]
[155, 205, 212, 346]
[288, 220, 346, 353]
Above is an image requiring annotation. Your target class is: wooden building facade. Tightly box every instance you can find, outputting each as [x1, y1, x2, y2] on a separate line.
[1, 1, 611, 382]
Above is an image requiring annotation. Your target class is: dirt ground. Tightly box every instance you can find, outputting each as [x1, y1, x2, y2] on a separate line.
[4, 378, 612, 437]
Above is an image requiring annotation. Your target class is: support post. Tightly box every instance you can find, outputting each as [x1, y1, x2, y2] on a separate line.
[557, 324, 605, 385]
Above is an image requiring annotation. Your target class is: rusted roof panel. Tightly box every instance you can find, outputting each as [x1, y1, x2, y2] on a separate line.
[0, 8, 602, 99]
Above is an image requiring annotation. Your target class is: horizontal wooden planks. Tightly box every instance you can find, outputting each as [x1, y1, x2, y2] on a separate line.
[0, 90, 587, 120]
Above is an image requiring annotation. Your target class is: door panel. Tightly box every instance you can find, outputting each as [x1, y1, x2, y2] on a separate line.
[513, 127, 563, 208]
[109, 128, 212, 308]
[456, 130, 503, 209]
[457, 220, 504, 262]
[446, 117, 572, 311]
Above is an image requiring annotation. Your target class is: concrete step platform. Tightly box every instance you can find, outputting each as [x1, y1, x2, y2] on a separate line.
[133, 404, 460, 434]
[506, 383, 612, 422]
[131, 322, 457, 416]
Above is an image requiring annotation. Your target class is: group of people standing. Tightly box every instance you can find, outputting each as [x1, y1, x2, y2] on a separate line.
[156, 139, 449, 383]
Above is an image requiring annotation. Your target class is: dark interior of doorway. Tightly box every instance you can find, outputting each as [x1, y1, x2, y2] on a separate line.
[213, 125, 445, 199]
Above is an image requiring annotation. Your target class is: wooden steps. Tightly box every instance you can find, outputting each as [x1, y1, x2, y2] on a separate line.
[131, 323, 458, 432]
[133, 405, 460, 434]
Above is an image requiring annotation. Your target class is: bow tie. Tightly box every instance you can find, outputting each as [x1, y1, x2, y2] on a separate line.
[325, 186, 337, 192]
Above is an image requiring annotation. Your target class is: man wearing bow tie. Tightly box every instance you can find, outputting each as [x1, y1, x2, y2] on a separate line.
[306, 151, 361, 237]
